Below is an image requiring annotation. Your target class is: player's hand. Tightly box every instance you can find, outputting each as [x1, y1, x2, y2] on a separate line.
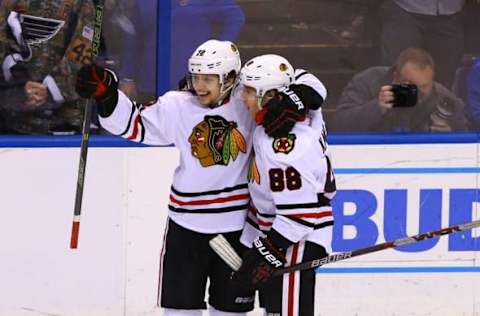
[76, 64, 115, 99]
[260, 85, 309, 138]
[231, 237, 286, 291]
[378, 85, 394, 112]
[24, 81, 48, 107]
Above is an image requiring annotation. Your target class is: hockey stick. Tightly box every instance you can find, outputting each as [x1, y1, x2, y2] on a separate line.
[69, 2, 104, 249]
[209, 219, 480, 275]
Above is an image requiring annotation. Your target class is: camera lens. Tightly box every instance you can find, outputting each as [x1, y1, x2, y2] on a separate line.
[392, 84, 417, 107]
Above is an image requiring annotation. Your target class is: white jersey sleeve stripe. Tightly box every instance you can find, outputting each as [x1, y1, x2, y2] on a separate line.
[275, 193, 331, 210]
[245, 206, 274, 232]
[138, 114, 146, 142]
[280, 210, 333, 219]
[245, 215, 271, 233]
[279, 214, 334, 229]
[293, 69, 327, 101]
[276, 202, 328, 210]
[127, 114, 141, 141]
[294, 70, 308, 80]
[272, 216, 313, 243]
[119, 101, 136, 136]
[247, 211, 273, 227]
[249, 204, 275, 218]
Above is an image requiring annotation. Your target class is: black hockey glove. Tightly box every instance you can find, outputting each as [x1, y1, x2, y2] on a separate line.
[75, 64, 119, 117]
[260, 84, 324, 138]
[231, 235, 287, 291]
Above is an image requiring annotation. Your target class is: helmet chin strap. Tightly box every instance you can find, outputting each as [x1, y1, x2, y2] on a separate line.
[256, 89, 270, 110]
[210, 80, 235, 107]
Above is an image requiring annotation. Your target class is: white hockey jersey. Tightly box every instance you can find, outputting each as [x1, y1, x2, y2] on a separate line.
[100, 87, 254, 233]
[240, 120, 336, 252]
[99, 70, 327, 234]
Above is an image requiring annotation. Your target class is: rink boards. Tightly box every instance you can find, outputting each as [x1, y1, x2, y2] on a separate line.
[0, 135, 479, 315]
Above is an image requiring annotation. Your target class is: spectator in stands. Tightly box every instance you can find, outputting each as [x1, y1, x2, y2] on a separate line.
[380, 0, 465, 88]
[0, 0, 96, 134]
[118, 0, 245, 102]
[333, 47, 466, 132]
[465, 58, 480, 129]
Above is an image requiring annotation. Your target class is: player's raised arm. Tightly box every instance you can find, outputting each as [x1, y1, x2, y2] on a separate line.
[75, 63, 178, 145]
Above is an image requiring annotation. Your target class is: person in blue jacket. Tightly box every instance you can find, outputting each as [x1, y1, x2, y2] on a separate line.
[465, 59, 480, 129]
[118, 0, 245, 102]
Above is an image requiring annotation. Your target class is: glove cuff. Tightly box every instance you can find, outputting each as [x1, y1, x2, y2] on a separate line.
[267, 229, 294, 252]
[253, 236, 286, 268]
[290, 84, 325, 110]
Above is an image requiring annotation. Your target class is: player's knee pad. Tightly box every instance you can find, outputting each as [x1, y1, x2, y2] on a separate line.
[163, 308, 203, 316]
[208, 307, 247, 316]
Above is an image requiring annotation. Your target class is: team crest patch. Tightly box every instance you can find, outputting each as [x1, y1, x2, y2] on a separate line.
[247, 154, 260, 184]
[188, 115, 247, 167]
[18, 13, 65, 45]
[272, 134, 296, 154]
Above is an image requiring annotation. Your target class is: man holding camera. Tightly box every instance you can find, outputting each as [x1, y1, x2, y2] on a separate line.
[380, 0, 465, 89]
[332, 47, 466, 132]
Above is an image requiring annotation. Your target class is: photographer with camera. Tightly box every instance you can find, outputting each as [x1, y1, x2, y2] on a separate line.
[379, 0, 465, 89]
[333, 47, 467, 132]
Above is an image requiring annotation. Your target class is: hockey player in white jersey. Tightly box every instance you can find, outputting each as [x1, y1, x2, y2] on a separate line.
[76, 40, 255, 316]
[74, 39, 329, 315]
[235, 54, 336, 316]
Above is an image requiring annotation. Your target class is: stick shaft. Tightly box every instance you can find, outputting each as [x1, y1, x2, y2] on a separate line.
[69, 3, 103, 249]
[273, 219, 480, 276]
[69, 101, 92, 249]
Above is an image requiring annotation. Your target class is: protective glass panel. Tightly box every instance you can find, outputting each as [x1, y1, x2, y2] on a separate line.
[167, 0, 480, 133]
[1, 0, 479, 135]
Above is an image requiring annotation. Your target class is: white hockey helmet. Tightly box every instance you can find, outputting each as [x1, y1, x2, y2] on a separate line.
[188, 39, 241, 84]
[240, 54, 294, 99]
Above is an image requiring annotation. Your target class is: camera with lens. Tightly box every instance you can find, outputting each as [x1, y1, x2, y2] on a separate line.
[391, 83, 418, 107]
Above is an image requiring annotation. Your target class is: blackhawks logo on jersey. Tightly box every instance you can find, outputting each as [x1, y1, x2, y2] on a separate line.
[272, 134, 296, 154]
[247, 154, 260, 184]
[188, 115, 247, 167]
